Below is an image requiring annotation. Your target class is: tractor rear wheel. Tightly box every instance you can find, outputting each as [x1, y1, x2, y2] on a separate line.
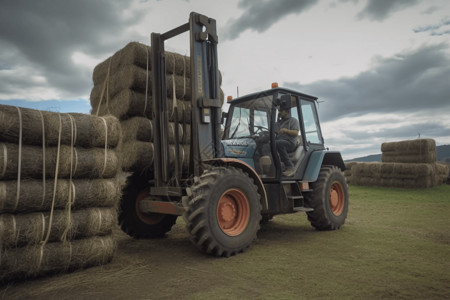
[305, 166, 348, 230]
[183, 166, 261, 257]
[119, 173, 177, 238]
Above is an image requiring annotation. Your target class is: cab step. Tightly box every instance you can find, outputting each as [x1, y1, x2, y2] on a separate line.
[293, 206, 314, 212]
[287, 195, 314, 212]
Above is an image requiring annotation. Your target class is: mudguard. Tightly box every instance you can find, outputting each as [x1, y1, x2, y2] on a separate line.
[303, 150, 346, 182]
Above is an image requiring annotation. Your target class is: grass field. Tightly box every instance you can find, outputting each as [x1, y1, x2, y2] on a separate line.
[2, 184, 450, 299]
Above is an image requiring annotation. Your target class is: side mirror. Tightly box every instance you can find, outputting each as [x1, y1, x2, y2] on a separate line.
[221, 111, 228, 124]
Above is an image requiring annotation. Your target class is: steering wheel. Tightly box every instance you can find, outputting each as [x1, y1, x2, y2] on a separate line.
[254, 125, 269, 134]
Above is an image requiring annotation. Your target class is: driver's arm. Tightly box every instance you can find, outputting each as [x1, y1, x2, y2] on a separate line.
[279, 128, 298, 137]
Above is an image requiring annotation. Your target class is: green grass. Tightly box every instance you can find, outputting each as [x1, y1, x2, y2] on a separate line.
[193, 185, 450, 299]
[2, 185, 450, 300]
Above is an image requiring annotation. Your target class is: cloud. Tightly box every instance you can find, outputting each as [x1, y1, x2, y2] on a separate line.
[357, 0, 419, 21]
[286, 43, 450, 121]
[223, 0, 318, 40]
[0, 0, 145, 100]
[414, 17, 450, 36]
[285, 44, 450, 158]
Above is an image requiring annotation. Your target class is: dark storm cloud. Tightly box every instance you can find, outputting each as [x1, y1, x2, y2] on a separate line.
[357, 0, 419, 21]
[223, 0, 318, 40]
[286, 43, 450, 121]
[0, 0, 144, 98]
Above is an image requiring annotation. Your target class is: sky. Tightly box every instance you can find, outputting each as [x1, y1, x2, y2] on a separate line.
[1, 0, 449, 159]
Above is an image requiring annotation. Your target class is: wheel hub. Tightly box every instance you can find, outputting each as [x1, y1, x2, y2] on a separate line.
[220, 199, 237, 223]
[217, 189, 250, 236]
[329, 182, 344, 216]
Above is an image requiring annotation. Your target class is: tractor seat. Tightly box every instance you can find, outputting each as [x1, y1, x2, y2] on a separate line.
[288, 136, 304, 163]
[258, 136, 304, 176]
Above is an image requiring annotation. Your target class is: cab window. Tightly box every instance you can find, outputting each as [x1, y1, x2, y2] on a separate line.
[301, 100, 322, 144]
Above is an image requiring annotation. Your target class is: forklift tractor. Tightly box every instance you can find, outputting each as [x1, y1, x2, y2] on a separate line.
[118, 12, 349, 257]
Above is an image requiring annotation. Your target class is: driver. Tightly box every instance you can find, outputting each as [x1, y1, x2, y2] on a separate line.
[275, 105, 299, 177]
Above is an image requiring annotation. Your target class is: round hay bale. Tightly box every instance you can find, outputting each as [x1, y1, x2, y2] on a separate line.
[91, 89, 192, 123]
[182, 144, 190, 172]
[91, 89, 153, 120]
[92, 42, 191, 85]
[0, 143, 119, 180]
[90, 65, 192, 103]
[0, 107, 120, 148]
[120, 117, 186, 144]
[118, 141, 188, 173]
[0, 207, 117, 248]
[0, 178, 121, 213]
[120, 117, 153, 143]
[0, 235, 116, 283]
[119, 141, 154, 172]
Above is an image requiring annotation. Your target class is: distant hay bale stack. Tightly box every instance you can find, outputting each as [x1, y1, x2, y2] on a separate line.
[381, 139, 436, 153]
[351, 162, 443, 189]
[381, 139, 437, 164]
[344, 162, 358, 184]
[381, 152, 437, 164]
[435, 163, 449, 185]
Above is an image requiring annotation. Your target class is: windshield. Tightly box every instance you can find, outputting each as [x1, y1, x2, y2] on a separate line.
[225, 95, 272, 139]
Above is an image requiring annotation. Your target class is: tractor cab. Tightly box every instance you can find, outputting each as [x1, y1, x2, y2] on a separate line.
[222, 86, 325, 180]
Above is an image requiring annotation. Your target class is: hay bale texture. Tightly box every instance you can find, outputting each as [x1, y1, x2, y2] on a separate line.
[344, 162, 357, 184]
[381, 139, 436, 164]
[0, 104, 122, 282]
[0, 106, 120, 148]
[0, 235, 115, 282]
[91, 41, 224, 174]
[0, 207, 116, 248]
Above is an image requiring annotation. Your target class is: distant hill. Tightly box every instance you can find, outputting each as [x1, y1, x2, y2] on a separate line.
[346, 154, 381, 163]
[346, 145, 450, 163]
[437, 145, 450, 162]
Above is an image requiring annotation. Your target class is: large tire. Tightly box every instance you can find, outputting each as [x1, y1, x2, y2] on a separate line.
[305, 166, 349, 230]
[119, 173, 177, 238]
[183, 166, 262, 257]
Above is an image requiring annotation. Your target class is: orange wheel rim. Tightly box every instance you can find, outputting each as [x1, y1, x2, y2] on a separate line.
[329, 182, 344, 216]
[136, 190, 164, 225]
[217, 189, 250, 236]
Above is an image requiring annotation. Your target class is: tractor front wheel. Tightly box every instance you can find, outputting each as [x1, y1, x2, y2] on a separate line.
[119, 173, 177, 238]
[183, 166, 261, 257]
[305, 166, 349, 230]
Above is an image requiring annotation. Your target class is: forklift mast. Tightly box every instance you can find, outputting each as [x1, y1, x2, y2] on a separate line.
[151, 12, 222, 196]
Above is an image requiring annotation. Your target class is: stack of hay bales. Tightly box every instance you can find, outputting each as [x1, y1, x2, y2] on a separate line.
[344, 162, 357, 184]
[352, 139, 449, 188]
[0, 105, 121, 282]
[90, 42, 223, 175]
